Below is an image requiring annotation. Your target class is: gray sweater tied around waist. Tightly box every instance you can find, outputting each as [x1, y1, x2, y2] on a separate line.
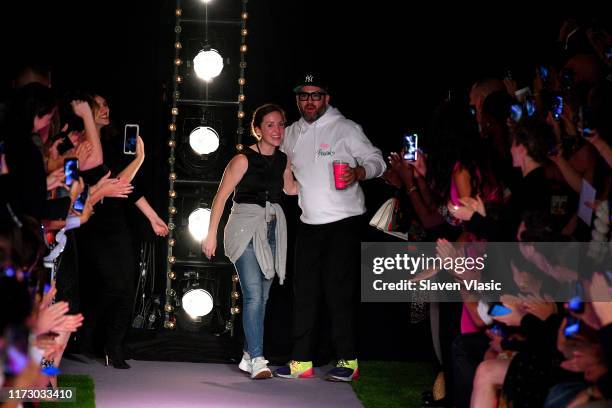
[223, 201, 287, 284]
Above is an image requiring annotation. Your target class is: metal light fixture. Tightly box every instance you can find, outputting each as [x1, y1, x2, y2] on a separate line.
[188, 208, 211, 241]
[189, 126, 220, 155]
[193, 49, 224, 82]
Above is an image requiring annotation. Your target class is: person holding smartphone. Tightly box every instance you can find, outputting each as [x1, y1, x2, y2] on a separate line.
[75, 93, 167, 369]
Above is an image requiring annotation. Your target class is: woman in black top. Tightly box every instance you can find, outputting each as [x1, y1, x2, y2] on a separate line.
[202, 104, 297, 379]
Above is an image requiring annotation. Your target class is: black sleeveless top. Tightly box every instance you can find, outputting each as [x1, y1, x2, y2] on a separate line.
[233, 147, 287, 207]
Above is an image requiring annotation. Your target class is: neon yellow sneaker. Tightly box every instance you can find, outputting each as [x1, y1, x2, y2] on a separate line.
[274, 360, 314, 379]
[325, 359, 359, 382]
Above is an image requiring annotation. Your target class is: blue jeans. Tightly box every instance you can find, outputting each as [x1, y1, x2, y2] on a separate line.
[234, 220, 276, 359]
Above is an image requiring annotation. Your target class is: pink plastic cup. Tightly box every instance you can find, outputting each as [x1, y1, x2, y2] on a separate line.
[333, 160, 349, 190]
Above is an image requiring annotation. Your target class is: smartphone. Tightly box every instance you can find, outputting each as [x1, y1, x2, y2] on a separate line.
[510, 103, 523, 122]
[403, 133, 418, 161]
[57, 135, 75, 155]
[568, 281, 585, 313]
[579, 106, 594, 137]
[124, 124, 139, 155]
[538, 65, 550, 83]
[490, 324, 507, 338]
[488, 303, 512, 317]
[73, 185, 89, 214]
[524, 98, 536, 117]
[64, 158, 79, 186]
[551, 94, 564, 121]
[564, 316, 581, 337]
[560, 68, 574, 92]
[2, 325, 30, 377]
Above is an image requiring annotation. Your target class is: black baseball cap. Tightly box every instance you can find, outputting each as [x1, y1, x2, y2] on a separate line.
[293, 72, 328, 93]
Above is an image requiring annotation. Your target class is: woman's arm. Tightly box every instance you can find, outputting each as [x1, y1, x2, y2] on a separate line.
[71, 100, 103, 170]
[134, 196, 168, 236]
[201, 154, 248, 258]
[117, 136, 145, 182]
[453, 166, 473, 199]
[283, 159, 298, 195]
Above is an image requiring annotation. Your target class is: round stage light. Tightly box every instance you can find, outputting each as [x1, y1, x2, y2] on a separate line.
[182, 288, 214, 318]
[189, 126, 219, 155]
[193, 49, 223, 81]
[188, 208, 211, 241]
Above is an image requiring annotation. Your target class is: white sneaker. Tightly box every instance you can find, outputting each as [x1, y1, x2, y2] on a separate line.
[250, 357, 272, 379]
[238, 351, 251, 374]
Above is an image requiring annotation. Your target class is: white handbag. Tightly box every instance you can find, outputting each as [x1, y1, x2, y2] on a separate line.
[369, 197, 407, 240]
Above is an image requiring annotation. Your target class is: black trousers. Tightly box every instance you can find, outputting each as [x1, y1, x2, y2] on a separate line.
[452, 331, 489, 408]
[77, 220, 135, 351]
[291, 215, 361, 362]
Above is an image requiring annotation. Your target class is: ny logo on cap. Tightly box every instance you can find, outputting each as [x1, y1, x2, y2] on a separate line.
[305, 75, 314, 83]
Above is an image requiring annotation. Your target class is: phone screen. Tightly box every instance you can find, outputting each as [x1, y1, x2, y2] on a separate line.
[564, 316, 581, 337]
[73, 185, 89, 213]
[2, 325, 30, 377]
[403, 133, 418, 161]
[580, 106, 594, 137]
[488, 303, 512, 317]
[124, 124, 138, 155]
[510, 103, 523, 122]
[539, 66, 549, 82]
[64, 158, 79, 186]
[524, 98, 536, 117]
[552, 95, 563, 120]
[568, 281, 585, 313]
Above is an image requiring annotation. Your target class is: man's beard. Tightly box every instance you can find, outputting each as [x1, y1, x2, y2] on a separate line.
[300, 104, 327, 123]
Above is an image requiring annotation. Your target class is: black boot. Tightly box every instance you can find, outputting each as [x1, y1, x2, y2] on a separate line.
[104, 346, 130, 369]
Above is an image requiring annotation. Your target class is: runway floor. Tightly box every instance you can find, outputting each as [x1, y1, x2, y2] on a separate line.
[61, 355, 363, 407]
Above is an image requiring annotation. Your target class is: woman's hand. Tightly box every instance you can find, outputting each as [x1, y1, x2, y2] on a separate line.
[71, 99, 93, 120]
[149, 215, 169, 237]
[407, 150, 427, 178]
[46, 167, 66, 191]
[459, 195, 486, 217]
[492, 295, 526, 326]
[522, 295, 557, 321]
[201, 235, 217, 259]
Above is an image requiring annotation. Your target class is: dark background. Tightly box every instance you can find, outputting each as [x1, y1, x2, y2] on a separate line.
[0, 1, 605, 361]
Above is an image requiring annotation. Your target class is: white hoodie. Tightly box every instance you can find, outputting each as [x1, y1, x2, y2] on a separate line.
[281, 106, 385, 225]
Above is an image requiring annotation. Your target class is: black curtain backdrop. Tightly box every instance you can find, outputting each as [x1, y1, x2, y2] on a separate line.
[1, 1, 608, 361]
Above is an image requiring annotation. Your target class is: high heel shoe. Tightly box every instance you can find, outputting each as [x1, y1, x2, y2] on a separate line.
[104, 347, 131, 369]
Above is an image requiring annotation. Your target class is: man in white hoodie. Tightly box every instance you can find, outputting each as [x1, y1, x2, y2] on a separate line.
[274, 72, 386, 382]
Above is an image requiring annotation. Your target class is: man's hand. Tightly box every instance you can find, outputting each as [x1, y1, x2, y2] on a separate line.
[341, 165, 366, 186]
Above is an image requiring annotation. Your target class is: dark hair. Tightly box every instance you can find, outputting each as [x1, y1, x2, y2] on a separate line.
[482, 90, 514, 125]
[426, 100, 495, 204]
[510, 117, 554, 164]
[250, 104, 286, 140]
[8, 82, 56, 137]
